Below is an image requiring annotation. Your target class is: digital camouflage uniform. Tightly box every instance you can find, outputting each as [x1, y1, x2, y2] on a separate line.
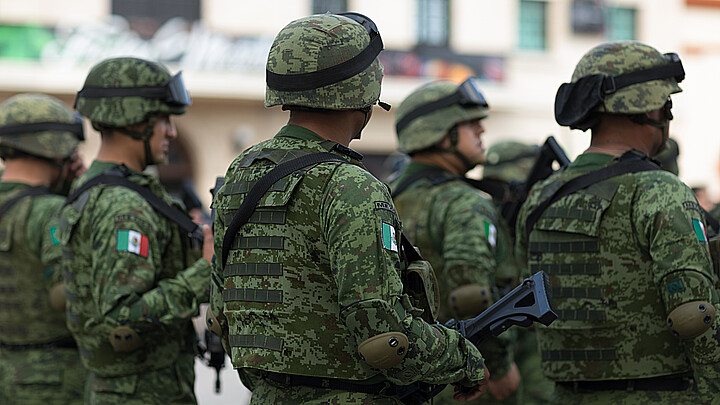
[516, 41, 720, 404]
[483, 141, 553, 405]
[0, 94, 86, 405]
[390, 82, 515, 404]
[208, 14, 485, 404]
[57, 58, 208, 405]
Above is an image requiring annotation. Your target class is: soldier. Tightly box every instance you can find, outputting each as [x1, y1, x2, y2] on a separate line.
[57, 57, 213, 405]
[483, 141, 554, 405]
[207, 13, 488, 404]
[0, 93, 86, 404]
[516, 41, 720, 403]
[390, 80, 520, 404]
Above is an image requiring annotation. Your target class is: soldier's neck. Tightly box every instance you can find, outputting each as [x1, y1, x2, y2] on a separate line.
[96, 133, 147, 172]
[1, 158, 57, 186]
[288, 109, 366, 147]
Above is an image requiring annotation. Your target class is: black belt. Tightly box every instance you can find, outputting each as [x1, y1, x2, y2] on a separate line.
[0, 337, 78, 351]
[262, 371, 397, 396]
[557, 375, 694, 392]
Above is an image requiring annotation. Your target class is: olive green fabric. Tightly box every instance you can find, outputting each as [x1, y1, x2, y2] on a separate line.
[516, 153, 720, 402]
[265, 14, 383, 110]
[0, 182, 87, 404]
[57, 161, 209, 403]
[0, 93, 80, 160]
[483, 141, 538, 184]
[395, 82, 488, 154]
[572, 41, 682, 115]
[211, 125, 485, 402]
[75, 57, 185, 129]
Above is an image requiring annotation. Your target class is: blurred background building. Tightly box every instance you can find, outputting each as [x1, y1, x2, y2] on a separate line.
[3, 0, 720, 208]
[3, 0, 720, 403]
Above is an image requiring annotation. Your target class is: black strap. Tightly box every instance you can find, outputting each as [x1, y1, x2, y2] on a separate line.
[525, 152, 660, 241]
[601, 62, 684, 95]
[263, 371, 397, 396]
[0, 186, 52, 220]
[221, 152, 347, 268]
[266, 34, 383, 92]
[64, 169, 201, 238]
[395, 93, 463, 134]
[391, 168, 508, 203]
[556, 375, 692, 392]
[0, 121, 84, 138]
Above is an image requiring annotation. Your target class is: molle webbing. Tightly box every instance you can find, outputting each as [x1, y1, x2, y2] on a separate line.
[222, 288, 283, 303]
[542, 206, 595, 222]
[542, 349, 617, 362]
[551, 286, 602, 299]
[224, 208, 287, 225]
[221, 152, 348, 268]
[231, 236, 284, 250]
[229, 334, 283, 351]
[223, 263, 283, 277]
[529, 240, 599, 253]
[530, 263, 601, 275]
[557, 309, 606, 322]
[223, 179, 291, 195]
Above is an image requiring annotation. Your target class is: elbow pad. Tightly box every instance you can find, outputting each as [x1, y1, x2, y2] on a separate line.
[667, 301, 716, 339]
[449, 284, 492, 319]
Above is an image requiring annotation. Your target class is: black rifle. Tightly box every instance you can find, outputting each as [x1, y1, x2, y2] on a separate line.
[395, 271, 557, 405]
[500, 136, 571, 236]
[198, 176, 227, 393]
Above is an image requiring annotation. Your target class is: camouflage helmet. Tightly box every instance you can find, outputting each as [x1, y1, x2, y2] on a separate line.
[483, 141, 539, 183]
[75, 57, 190, 131]
[555, 41, 684, 130]
[0, 93, 83, 160]
[265, 13, 384, 110]
[395, 78, 489, 154]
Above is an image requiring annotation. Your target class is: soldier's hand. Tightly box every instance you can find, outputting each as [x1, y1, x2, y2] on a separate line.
[488, 362, 520, 400]
[453, 364, 490, 401]
[67, 150, 86, 180]
[201, 224, 214, 263]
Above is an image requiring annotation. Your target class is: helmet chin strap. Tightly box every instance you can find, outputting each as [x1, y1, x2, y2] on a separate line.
[113, 116, 158, 168]
[353, 107, 372, 140]
[443, 127, 475, 173]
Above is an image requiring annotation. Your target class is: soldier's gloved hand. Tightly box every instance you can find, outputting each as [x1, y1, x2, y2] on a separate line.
[201, 224, 214, 263]
[453, 364, 490, 401]
[488, 362, 520, 400]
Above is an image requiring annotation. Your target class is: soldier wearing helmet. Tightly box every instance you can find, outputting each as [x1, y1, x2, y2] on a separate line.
[516, 41, 720, 403]
[0, 93, 87, 404]
[57, 57, 213, 405]
[208, 13, 488, 404]
[390, 80, 521, 404]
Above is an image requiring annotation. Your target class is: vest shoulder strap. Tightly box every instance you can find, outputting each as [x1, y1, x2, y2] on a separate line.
[525, 152, 661, 241]
[64, 167, 201, 239]
[0, 186, 52, 220]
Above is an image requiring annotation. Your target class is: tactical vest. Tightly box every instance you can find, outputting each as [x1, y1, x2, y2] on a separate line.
[58, 166, 199, 376]
[215, 142, 408, 381]
[528, 173, 691, 381]
[0, 185, 70, 344]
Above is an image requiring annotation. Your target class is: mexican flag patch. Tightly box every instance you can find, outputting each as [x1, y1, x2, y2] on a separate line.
[484, 221, 497, 248]
[117, 230, 149, 257]
[381, 222, 398, 252]
[692, 218, 708, 243]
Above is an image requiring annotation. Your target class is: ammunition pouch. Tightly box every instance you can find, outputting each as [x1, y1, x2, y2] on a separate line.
[403, 260, 440, 323]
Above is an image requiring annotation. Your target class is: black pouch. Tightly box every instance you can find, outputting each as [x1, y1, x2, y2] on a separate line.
[554, 74, 605, 131]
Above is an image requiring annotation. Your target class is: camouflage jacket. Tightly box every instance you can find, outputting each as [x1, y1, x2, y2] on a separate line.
[516, 153, 720, 386]
[390, 162, 515, 376]
[0, 182, 69, 344]
[211, 125, 484, 387]
[58, 161, 209, 376]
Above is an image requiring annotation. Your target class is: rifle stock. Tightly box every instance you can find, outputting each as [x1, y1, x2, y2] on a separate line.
[396, 271, 557, 404]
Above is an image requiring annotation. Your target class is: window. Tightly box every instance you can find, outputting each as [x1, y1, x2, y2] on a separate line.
[606, 7, 636, 41]
[312, 0, 347, 14]
[519, 0, 547, 50]
[418, 0, 449, 47]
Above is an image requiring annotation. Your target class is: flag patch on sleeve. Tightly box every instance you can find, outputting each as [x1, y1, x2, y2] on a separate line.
[117, 230, 149, 257]
[484, 221, 497, 248]
[381, 222, 398, 252]
[692, 218, 708, 243]
[50, 226, 59, 246]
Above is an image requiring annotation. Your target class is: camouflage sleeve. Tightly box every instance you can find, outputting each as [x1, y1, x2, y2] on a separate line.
[633, 174, 720, 392]
[322, 165, 485, 387]
[433, 188, 513, 377]
[26, 195, 65, 290]
[92, 189, 209, 326]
